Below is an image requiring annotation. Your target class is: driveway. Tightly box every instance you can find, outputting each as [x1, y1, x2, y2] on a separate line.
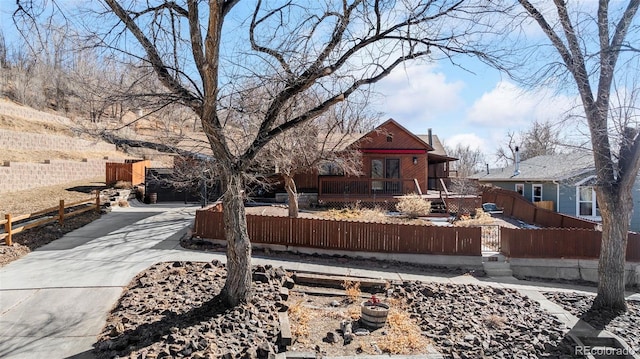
[0, 203, 215, 359]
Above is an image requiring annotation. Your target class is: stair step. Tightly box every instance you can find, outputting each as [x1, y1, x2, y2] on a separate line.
[484, 269, 514, 277]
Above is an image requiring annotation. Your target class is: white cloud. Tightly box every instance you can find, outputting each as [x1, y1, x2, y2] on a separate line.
[466, 80, 577, 129]
[376, 63, 465, 125]
[444, 133, 486, 151]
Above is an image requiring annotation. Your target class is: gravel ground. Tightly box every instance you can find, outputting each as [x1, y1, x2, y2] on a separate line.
[543, 292, 640, 353]
[0, 210, 102, 267]
[95, 261, 579, 358]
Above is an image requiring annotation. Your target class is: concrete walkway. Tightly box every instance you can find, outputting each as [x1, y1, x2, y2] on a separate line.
[1, 203, 638, 358]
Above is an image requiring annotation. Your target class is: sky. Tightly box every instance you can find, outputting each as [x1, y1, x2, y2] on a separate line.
[0, 1, 590, 166]
[373, 60, 581, 161]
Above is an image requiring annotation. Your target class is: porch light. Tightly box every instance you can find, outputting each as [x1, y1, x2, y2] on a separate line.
[413, 157, 418, 165]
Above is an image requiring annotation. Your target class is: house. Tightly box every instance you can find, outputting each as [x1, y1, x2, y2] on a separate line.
[472, 151, 640, 231]
[290, 119, 458, 207]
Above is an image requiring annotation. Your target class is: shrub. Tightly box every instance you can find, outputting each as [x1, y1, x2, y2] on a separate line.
[114, 181, 132, 189]
[396, 194, 431, 218]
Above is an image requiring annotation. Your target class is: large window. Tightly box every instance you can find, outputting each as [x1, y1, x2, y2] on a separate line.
[371, 159, 384, 190]
[578, 186, 600, 218]
[532, 184, 542, 202]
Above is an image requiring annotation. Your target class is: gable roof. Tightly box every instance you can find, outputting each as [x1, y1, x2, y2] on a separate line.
[416, 134, 452, 158]
[473, 151, 595, 182]
[350, 119, 434, 150]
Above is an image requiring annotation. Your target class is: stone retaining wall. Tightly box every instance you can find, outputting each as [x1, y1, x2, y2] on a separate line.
[0, 129, 115, 152]
[0, 158, 125, 194]
[0, 99, 73, 126]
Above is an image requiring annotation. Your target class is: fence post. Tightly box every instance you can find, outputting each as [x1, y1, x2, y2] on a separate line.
[59, 200, 65, 225]
[95, 191, 101, 212]
[5, 214, 12, 246]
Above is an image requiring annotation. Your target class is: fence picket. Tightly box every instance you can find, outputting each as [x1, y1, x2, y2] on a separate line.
[194, 210, 482, 256]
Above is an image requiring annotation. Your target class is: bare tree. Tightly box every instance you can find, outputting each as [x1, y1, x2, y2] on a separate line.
[507, 0, 640, 311]
[267, 113, 372, 218]
[520, 120, 560, 160]
[495, 120, 560, 166]
[16, 0, 494, 306]
[447, 144, 485, 177]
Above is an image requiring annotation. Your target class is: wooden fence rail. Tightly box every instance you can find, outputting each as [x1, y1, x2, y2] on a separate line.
[501, 227, 640, 261]
[194, 210, 482, 256]
[1, 192, 100, 246]
[482, 187, 596, 229]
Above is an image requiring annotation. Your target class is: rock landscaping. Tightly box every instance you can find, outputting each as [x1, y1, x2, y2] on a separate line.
[543, 291, 640, 353]
[94, 261, 582, 358]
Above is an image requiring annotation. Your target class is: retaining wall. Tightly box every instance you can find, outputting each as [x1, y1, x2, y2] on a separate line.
[0, 129, 115, 152]
[509, 258, 640, 287]
[0, 158, 125, 193]
[0, 99, 73, 126]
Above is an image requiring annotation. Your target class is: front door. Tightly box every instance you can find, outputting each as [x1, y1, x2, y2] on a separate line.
[371, 158, 401, 194]
[385, 158, 400, 194]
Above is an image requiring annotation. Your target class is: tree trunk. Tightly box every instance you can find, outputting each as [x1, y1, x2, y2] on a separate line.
[221, 170, 252, 307]
[594, 190, 631, 312]
[284, 175, 299, 218]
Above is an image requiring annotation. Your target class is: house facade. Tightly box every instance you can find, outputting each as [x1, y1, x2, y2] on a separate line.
[473, 151, 640, 231]
[292, 119, 456, 206]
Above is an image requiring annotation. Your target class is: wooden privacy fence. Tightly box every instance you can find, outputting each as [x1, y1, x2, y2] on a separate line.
[106, 160, 150, 185]
[482, 187, 596, 229]
[194, 210, 482, 256]
[1, 193, 100, 246]
[501, 227, 640, 261]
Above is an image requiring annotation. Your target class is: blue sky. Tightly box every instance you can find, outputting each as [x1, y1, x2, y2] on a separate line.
[0, 1, 587, 165]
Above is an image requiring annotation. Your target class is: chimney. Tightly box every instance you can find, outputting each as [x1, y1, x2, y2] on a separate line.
[486, 163, 489, 175]
[514, 146, 521, 176]
[427, 128, 433, 146]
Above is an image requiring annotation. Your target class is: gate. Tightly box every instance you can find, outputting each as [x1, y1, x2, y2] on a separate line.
[481, 225, 501, 252]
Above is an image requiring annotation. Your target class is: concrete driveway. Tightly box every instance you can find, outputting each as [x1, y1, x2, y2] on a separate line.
[0, 203, 216, 359]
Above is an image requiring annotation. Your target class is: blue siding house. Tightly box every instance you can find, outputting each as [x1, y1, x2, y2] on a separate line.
[472, 151, 640, 231]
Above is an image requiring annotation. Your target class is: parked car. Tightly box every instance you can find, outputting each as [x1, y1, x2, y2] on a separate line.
[482, 202, 503, 214]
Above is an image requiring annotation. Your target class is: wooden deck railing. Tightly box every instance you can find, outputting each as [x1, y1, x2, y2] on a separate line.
[1, 192, 100, 246]
[318, 177, 421, 198]
[194, 210, 482, 256]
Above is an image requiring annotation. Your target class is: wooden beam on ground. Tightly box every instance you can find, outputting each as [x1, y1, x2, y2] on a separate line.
[292, 273, 387, 291]
[278, 312, 292, 347]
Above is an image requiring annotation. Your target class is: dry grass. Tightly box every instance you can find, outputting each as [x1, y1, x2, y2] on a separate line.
[483, 314, 507, 329]
[396, 194, 431, 218]
[117, 199, 130, 207]
[377, 308, 429, 354]
[321, 205, 389, 222]
[342, 280, 361, 303]
[0, 149, 131, 163]
[346, 305, 361, 320]
[114, 181, 133, 189]
[288, 298, 316, 339]
[0, 177, 105, 217]
[454, 208, 495, 227]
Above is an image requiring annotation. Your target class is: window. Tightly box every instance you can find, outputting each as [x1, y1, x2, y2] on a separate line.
[515, 183, 524, 196]
[371, 159, 384, 190]
[386, 134, 393, 142]
[318, 161, 344, 176]
[532, 184, 542, 202]
[578, 186, 600, 217]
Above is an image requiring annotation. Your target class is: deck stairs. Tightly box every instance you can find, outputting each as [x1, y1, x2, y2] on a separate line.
[430, 199, 448, 214]
[482, 251, 513, 277]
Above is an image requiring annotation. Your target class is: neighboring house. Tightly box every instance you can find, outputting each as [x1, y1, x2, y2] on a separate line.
[472, 151, 640, 231]
[293, 119, 457, 206]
